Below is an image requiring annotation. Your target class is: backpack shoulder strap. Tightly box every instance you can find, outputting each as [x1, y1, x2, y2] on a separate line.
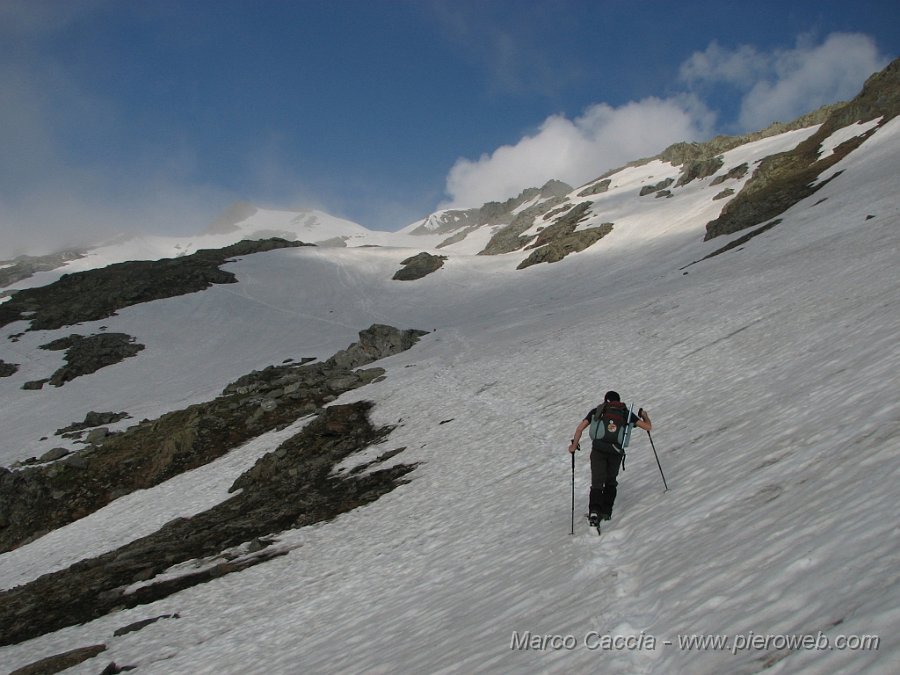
[588, 402, 606, 440]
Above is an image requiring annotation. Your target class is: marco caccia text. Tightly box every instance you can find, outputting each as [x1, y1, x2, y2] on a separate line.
[510, 630, 656, 651]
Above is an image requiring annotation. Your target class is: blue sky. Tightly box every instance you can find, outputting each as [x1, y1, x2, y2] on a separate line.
[0, 0, 896, 257]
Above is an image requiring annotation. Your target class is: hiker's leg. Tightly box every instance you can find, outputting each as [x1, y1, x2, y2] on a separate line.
[599, 453, 623, 516]
[589, 449, 609, 514]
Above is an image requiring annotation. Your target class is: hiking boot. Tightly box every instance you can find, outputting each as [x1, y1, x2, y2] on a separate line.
[589, 512, 600, 527]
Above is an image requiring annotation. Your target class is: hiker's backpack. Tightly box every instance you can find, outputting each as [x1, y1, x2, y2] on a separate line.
[588, 401, 634, 450]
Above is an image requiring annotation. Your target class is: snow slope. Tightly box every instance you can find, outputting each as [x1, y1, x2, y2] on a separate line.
[1, 119, 899, 674]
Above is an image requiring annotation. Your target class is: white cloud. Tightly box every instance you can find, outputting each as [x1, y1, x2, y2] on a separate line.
[440, 30, 890, 211]
[679, 32, 890, 131]
[441, 96, 714, 209]
[678, 42, 770, 89]
[739, 33, 889, 129]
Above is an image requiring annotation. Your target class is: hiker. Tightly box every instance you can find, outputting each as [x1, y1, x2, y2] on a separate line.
[568, 391, 651, 525]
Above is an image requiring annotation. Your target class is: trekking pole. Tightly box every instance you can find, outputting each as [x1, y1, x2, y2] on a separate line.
[647, 431, 669, 491]
[570, 442, 579, 534]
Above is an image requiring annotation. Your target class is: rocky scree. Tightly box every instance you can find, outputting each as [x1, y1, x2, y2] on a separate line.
[0, 324, 427, 553]
[0, 400, 417, 647]
[0, 238, 307, 332]
[517, 202, 613, 269]
[704, 58, 900, 240]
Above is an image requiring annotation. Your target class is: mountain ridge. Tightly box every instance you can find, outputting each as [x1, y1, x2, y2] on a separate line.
[5, 59, 896, 294]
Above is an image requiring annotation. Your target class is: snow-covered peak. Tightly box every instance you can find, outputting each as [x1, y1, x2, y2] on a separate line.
[221, 206, 375, 246]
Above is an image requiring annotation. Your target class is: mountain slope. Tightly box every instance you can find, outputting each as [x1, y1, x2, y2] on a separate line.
[1, 71, 899, 673]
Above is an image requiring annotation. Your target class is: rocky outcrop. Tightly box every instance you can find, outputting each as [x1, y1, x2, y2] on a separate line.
[325, 324, 429, 370]
[0, 401, 417, 647]
[0, 324, 427, 552]
[713, 188, 735, 201]
[0, 250, 85, 290]
[568, 99, 841, 203]
[0, 238, 307, 331]
[517, 225, 612, 269]
[0, 359, 18, 377]
[39, 333, 144, 387]
[705, 58, 899, 240]
[113, 613, 179, 637]
[577, 179, 611, 197]
[639, 178, 675, 196]
[517, 203, 612, 269]
[8, 644, 107, 675]
[479, 190, 573, 255]
[56, 411, 130, 437]
[659, 103, 841, 168]
[675, 156, 724, 187]
[710, 163, 749, 186]
[410, 180, 573, 239]
[392, 252, 447, 280]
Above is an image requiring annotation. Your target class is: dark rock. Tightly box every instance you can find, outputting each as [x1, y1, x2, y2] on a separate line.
[56, 411, 130, 435]
[113, 613, 180, 637]
[41, 333, 144, 386]
[62, 455, 88, 469]
[408, 180, 572, 240]
[86, 411, 128, 427]
[8, 644, 106, 675]
[98, 662, 137, 674]
[392, 252, 447, 281]
[639, 178, 674, 196]
[346, 447, 407, 476]
[10, 457, 38, 468]
[542, 204, 575, 222]
[435, 228, 475, 249]
[85, 428, 109, 445]
[0, 359, 18, 377]
[479, 188, 572, 255]
[38, 448, 70, 463]
[675, 156, 724, 187]
[326, 325, 429, 371]
[0, 238, 306, 331]
[710, 163, 749, 186]
[713, 188, 735, 201]
[22, 379, 48, 390]
[517, 203, 612, 269]
[577, 178, 612, 197]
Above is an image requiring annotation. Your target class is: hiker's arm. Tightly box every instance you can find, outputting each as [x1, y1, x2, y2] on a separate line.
[569, 419, 589, 453]
[636, 408, 652, 432]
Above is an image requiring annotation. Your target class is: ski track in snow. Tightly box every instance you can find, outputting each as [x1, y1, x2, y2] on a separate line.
[1, 119, 899, 673]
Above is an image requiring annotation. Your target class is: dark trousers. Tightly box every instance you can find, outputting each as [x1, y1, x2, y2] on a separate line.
[590, 443, 622, 516]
